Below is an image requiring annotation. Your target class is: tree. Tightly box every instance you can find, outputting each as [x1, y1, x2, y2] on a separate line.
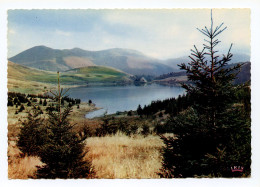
[7, 98, 14, 106]
[36, 72, 94, 179]
[19, 104, 25, 112]
[159, 10, 250, 178]
[17, 108, 46, 156]
[43, 99, 47, 106]
[27, 101, 32, 106]
[178, 10, 241, 127]
[137, 104, 142, 116]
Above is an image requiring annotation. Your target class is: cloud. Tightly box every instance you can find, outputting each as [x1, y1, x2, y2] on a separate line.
[8, 29, 16, 35]
[7, 9, 251, 59]
[55, 29, 72, 36]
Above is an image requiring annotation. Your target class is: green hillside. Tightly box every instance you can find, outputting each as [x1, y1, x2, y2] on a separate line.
[8, 61, 132, 93]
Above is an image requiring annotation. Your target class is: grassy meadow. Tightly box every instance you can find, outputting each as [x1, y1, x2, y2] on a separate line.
[7, 90, 167, 179]
[8, 61, 131, 89]
[8, 132, 165, 179]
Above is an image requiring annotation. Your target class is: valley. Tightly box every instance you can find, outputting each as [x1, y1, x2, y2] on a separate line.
[7, 46, 251, 179]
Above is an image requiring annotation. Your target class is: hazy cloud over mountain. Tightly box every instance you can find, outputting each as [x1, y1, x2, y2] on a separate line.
[8, 9, 250, 59]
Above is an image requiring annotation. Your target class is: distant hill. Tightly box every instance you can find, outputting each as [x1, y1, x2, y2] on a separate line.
[9, 46, 175, 76]
[154, 62, 251, 85]
[231, 61, 251, 85]
[162, 53, 250, 70]
[8, 61, 132, 89]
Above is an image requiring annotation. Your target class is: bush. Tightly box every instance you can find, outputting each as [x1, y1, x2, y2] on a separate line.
[8, 98, 14, 106]
[95, 119, 118, 136]
[158, 107, 251, 178]
[43, 99, 47, 106]
[141, 124, 150, 136]
[19, 104, 25, 112]
[130, 124, 138, 135]
[17, 108, 47, 156]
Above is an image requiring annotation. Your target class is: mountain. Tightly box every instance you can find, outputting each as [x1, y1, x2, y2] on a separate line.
[154, 62, 251, 85]
[162, 53, 250, 70]
[162, 57, 189, 69]
[8, 61, 132, 92]
[232, 61, 251, 84]
[9, 46, 175, 76]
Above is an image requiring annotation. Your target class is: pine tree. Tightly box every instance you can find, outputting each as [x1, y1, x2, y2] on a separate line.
[36, 72, 94, 179]
[17, 108, 46, 156]
[19, 104, 25, 112]
[159, 10, 250, 178]
[137, 104, 142, 116]
[178, 10, 241, 126]
[27, 101, 32, 106]
[7, 98, 14, 106]
[43, 99, 47, 106]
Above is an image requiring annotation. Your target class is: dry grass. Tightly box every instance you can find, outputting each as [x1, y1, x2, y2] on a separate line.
[8, 99, 165, 179]
[8, 141, 43, 179]
[8, 132, 165, 179]
[8, 101, 97, 125]
[85, 132, 164, 178]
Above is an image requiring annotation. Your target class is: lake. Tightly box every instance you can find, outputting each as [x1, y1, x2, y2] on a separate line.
[68, 84, 185, 118]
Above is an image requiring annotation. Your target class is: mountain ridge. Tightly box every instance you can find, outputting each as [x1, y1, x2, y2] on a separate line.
[9, 46, 174, 75]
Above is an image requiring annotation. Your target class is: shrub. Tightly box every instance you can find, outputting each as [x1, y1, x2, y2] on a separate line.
[8, 98, 14, 106]
[43, 99, 47, 106]
[19, 105, 25, 112]
[95, 119, 118, 136]
[17, 108, 47, 156]
[130, 124, 138, 135]
[141, 124, 150, 136]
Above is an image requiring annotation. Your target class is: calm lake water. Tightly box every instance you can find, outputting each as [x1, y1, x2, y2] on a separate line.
[68, 84, 185, 118]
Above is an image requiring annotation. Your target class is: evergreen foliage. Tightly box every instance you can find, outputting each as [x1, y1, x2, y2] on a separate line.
[36, 72, 94, 178]
[159, 11, 251, 178]
[7, 98, 14, 106]
[141, 124, 150, 136]
[137, 94, 193, 117]
[43, 99, 47, 106]
[95, 118, 140, 137]
[19, 104, 25, 112]
[178, 11, 241, 126]
[17, 108, 46, 156]
[27, 101, 32, 106]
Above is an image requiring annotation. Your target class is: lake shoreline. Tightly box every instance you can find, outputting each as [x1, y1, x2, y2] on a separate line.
[67, 84, 185, 119]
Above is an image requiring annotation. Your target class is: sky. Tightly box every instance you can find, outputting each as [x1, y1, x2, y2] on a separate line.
[8, 9, 250, 59]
